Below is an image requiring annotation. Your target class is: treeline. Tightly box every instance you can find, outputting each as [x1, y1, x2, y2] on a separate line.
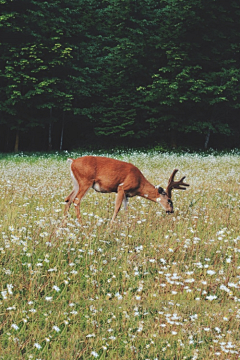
[0, 0, 240, 152]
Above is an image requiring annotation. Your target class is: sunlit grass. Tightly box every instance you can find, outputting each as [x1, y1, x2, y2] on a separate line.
[0, 150, 240, 359]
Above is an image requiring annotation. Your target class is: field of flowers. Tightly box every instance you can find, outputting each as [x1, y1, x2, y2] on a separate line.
[0, 150, 240, 360]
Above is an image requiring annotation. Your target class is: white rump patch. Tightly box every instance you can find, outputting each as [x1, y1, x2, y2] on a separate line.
[69, 165, 79, 201]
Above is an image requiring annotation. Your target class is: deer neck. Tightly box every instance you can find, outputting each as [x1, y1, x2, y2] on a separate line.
[139, 180, 159, 202]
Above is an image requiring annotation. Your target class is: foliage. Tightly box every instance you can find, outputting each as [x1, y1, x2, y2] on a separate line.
[140, 0, 240, 139]
[0, 0, 240, 151]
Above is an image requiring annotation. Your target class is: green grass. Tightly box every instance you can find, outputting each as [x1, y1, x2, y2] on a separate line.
[0, 151, 240, 359]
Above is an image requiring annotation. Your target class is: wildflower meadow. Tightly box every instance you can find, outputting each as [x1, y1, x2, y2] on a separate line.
[0, 150, 240, 360]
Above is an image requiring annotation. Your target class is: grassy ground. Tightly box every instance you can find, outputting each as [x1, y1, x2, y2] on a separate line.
[0, 151, 240, 360]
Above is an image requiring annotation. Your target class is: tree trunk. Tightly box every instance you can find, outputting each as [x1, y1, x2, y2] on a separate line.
[48, 108, 52, 151]
[204, 130, 211, 150]
[170, 128, 177, 149]
[4, 126, 10, 151]
[14, 129, 19, 152]
[60, 112, 65, 151]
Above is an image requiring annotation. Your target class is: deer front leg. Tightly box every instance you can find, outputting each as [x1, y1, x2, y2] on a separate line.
[123, 194, 128, 210]
[111, 184, 125, 223]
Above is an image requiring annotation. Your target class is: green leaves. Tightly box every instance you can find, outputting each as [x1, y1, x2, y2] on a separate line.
[140, 0, 240, 143]
[0, 0, 240, 151]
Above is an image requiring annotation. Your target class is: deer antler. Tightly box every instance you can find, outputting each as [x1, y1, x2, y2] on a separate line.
[166, 169, 189, 199]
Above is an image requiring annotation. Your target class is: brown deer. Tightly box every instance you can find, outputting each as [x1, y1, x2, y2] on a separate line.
[64, 156, 189, 223]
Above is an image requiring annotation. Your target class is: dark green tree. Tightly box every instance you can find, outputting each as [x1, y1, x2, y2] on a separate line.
[0, 0, 240, 151]
[140, 0, 240, 148]
[0, 0, 76, 150]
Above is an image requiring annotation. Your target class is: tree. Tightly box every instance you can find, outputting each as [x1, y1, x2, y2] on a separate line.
[0, 0, 75, 150]
[0, 0, 240, 151]
[140, 0, 240, 148]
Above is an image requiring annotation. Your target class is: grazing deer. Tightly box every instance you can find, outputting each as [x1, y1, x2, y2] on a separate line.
[64, 156, 189, 223]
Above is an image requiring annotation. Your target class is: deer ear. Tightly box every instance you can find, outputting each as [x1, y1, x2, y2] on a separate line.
[158, 187, 165, 194]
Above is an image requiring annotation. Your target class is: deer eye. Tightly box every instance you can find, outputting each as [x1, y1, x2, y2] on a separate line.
[158, 187, 166, 195]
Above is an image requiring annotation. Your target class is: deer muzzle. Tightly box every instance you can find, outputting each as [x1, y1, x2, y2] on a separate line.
[166, 199, 174, 214]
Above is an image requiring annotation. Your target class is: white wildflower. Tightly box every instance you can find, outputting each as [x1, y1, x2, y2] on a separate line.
[53, 325, 60, 332]
[206, 295, 217, 301]
[220, 284, 230, 293]
[91, 351, 99, 358]
[1, 290, 7, 299]
[206, 270, 215, 275]
[53, 285, 60, 292]
[11, 324, 19, 330]
[7, 284, 13, 295]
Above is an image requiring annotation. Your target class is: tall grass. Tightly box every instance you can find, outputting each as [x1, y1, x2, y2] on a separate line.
[0, 151, 240, 359]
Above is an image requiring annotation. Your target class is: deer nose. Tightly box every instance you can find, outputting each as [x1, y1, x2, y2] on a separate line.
[166, 210, 174, 214]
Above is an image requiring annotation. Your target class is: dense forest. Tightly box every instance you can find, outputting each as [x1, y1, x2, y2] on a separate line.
[0, 0, 240, 152]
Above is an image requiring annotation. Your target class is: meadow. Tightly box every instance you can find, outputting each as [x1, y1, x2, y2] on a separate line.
[0, 150, 240, 360]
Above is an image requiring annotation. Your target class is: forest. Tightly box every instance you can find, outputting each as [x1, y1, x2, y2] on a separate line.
[0, 0, 240, 152]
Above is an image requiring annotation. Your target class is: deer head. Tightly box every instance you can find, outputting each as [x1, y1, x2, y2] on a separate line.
[156, 186, 174, 214]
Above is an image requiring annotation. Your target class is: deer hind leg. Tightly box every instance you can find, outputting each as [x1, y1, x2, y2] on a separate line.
[63, 190, 77, 226]
[64, 190, 78, 217]
[64, 168, 80, 216]
[111, 184, 126, 223]
[72, 183, 92, 222]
